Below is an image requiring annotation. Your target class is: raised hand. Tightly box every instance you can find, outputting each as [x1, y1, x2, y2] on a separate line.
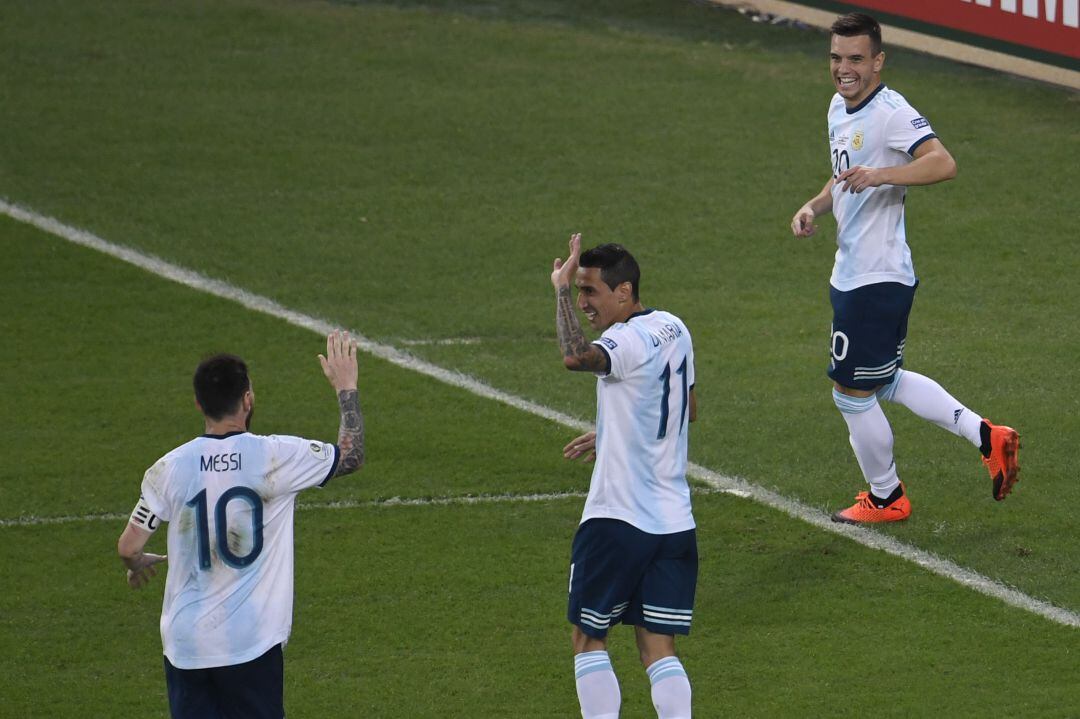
[319, 330, 359, 392]
[551, 232, 583, 289]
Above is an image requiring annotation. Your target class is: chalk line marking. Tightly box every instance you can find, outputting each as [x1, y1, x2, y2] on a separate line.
[0, 488, 732, 528]
[2, 197, 1075, 628]
[0, 491, 591, 528]
[399, 337, 483, 346]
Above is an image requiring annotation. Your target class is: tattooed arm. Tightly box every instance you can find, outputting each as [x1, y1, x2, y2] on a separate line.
[319, 330, 365, 477]
[552, 232, 610, 373]
[555, 285, 610, 373]
[333, 388, 365, 476]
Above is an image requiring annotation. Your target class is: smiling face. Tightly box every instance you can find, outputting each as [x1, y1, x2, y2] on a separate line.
[830, 33, 884, 107]
[574, 266, 632, 331]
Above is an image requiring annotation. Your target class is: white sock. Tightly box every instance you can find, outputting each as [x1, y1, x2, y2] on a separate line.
[575, 651, 621, 719]
[833, 389, 900, 499]
[878, 369, 982, 448]
[646, 656, 691, 719]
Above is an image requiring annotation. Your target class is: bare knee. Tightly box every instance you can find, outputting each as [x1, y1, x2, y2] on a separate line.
[834, 382, 879, 397]
[572, 625, 608, 655]
[635, 626, 676, 668]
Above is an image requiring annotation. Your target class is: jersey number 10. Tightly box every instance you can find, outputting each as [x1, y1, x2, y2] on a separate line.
[186, 487, 265, 569]
[657, 356, 689, 440]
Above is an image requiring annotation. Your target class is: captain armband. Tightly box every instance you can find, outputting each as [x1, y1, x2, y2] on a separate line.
[129, 497, 162, 534]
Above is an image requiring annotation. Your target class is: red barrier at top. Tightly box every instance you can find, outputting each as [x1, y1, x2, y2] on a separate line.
[844, 0, 1078, 59]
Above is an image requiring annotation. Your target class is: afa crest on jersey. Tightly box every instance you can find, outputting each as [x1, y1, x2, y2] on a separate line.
[852, 130, 864, 151]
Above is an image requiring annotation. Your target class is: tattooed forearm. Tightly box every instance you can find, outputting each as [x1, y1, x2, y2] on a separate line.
[333, 389, 365, 476]
[555, 286, 608, 372]
[556, 286, 591, 358]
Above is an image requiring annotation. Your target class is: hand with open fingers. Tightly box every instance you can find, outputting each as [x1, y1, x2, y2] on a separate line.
[836, 165, 883, 194]
[319, 330, 359, 392]
[126, 553, 167, 590]
[791, 207, 817, 237]
[551, 232, 583, 289]
[563, 431, 596, 462]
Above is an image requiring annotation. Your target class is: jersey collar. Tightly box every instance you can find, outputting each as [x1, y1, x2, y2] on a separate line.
[846, 83, 885, 115]
[626, 308, 655, 321]
[201, 430, 248, 440]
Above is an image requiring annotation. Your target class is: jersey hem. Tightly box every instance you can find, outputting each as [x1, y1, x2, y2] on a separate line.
[579, 508, 696, 535]
[163, 630, 290, 670]
[829, 273, 917, 292]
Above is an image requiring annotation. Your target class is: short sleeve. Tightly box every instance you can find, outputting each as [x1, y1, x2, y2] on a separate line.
[266, 435, 340, 494]
[593, 326, 648, 381]
[886, 104, 936, 156]
[140, 459, 172, 522]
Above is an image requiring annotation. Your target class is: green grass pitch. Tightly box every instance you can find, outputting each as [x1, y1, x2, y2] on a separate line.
[1, 0, 1078, 716]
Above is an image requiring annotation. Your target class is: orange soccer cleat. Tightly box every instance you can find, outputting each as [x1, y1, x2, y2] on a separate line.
[831, 484, 911, 524]
[983, 420, 1020, 501]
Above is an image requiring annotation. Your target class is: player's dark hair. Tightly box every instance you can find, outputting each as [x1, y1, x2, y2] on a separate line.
[579, 243, 640, 301]
[193, 354, 250, 420]
[831, 13, 882, 56]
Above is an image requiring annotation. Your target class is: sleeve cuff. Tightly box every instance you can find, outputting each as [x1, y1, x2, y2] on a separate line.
[907, 133, 937, 156]
[592, 343, 612, 377]
[319, 444, 341, 487]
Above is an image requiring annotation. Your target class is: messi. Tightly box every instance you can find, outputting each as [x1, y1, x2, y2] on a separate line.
[200, 452, 242, 472]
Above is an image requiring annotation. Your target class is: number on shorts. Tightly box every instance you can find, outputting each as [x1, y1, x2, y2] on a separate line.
[830, 326, 849, 362]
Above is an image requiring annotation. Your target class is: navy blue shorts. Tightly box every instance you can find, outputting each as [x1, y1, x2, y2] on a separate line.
[828, 281, 917, 390]
[568, 518, 698, 638]
[164, 644, 284, 719]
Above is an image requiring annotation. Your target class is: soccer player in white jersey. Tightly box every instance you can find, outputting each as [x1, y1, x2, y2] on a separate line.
[552, 233, 697, 719]
[116, 331, 364, 718]
[790, 13, 1020, 523]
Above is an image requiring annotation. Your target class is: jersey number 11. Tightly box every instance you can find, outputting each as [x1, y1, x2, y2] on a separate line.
[657, 356, 689, 440]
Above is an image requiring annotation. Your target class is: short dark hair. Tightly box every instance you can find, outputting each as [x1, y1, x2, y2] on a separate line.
[579, 243, 640, 301]
[831, 13, 882, 56]
[193, 354, 250, 420]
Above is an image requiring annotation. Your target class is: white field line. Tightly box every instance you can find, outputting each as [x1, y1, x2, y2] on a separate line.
[0, 488, 729, 527]
[2, 197, 1076, 629]
[399, 337, 483, 346]
[0, 491, 590, 528]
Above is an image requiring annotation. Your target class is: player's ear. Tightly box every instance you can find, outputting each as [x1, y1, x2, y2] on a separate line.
[617, 281, 632, 304]
[874, 50, 885, 73]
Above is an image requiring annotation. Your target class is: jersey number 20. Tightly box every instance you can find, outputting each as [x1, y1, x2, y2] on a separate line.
[832, 149, 850, 178]
[657, 356, 689, 440]
[186, 487, 264, 569]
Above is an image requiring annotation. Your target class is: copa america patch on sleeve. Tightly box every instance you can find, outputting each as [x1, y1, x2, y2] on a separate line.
[598, 337, 618, 350]
[910, 116, 930, 129]
[309, 441, 331, 461]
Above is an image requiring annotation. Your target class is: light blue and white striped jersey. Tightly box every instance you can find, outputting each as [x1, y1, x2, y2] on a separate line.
[827, 84, 937, 291]
[584, 309, 696, 535]
[140, 431, 339, 670]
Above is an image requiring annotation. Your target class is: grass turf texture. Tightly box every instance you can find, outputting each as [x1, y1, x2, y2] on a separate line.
[1, 0, 1078, 714]
[2, 497, 1077, 717]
